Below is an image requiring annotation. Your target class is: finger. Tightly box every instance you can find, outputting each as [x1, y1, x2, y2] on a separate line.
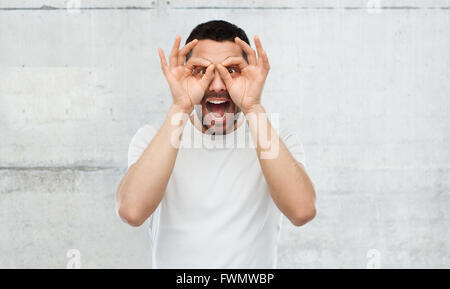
[261, 49, 270, 71]
[178, 39, 198, 65]
[185, 57, 212, 70]
[235, 37, 256, 65]
[216, 64, 234, 89]
[254, 35, 264, 67]
[169, 35, 181, 67]
[200, 64, 215, 90]
[158, 48, 169, 76]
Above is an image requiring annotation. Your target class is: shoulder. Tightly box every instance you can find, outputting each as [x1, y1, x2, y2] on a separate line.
[130, 124, 158, 144]
[278, 125, 302, 143]
[127, 124, 158, 168]
[136, 124, 158, 137]
[277, 125, 307, 166]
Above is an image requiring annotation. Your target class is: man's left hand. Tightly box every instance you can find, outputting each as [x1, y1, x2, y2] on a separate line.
[216, 35, 271, 114]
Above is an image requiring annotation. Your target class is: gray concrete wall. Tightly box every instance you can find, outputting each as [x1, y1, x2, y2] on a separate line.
[0, 0, 449, 268]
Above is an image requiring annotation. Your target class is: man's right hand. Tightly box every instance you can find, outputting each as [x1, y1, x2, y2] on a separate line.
[117, 36, 214, 227]
[158, 35, 215, 114]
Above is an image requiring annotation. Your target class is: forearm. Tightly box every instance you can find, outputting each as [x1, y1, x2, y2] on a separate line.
[116, 104, 189, 226]
[245, 104, 316, 226]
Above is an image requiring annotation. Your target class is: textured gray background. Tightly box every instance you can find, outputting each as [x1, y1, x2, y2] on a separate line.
[0, 0, 449, 268]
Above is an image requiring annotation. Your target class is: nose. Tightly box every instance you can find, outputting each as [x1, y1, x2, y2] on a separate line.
[208, 68, 227, 93]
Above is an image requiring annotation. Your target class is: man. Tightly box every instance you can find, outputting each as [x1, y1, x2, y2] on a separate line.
[115, 20, 316, 269]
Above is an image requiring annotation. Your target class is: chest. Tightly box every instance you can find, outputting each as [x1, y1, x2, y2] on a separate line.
[166, 148, 269, 211]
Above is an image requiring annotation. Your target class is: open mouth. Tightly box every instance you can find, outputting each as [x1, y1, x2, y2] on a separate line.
[205, 98, 231, 118]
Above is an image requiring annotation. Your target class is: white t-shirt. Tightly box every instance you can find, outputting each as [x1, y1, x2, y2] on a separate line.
[127, 114, 306, 269]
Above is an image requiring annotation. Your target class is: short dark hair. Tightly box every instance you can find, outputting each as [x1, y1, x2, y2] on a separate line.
[185, 20, 250, 63]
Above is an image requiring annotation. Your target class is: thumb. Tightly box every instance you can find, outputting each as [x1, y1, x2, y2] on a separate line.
[216, 64, 233, 89]
[200, 64, 215, 90]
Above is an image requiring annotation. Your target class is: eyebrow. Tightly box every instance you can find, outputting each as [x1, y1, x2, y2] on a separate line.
[198, 55, 236, 64]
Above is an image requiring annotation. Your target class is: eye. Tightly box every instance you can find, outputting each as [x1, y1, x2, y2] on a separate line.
[192, 66, 207, 76]
[226, 65, 240, 75]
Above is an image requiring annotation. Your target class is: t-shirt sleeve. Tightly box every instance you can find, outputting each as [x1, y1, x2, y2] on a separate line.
[279, 127, 306, 167]
[127, 124, 158, 168]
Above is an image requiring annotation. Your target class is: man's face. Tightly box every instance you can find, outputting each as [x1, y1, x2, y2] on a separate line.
[190, 39, 244, 134]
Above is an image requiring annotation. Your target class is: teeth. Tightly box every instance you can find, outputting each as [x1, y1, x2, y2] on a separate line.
[207, 99, 227, 104]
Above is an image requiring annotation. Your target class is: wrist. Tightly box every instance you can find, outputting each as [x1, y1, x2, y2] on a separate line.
[169, 103, 192, 115]
[166, 104, 192, 126]
[164, 104, 191, 130]
[243, 104, 265, 115]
